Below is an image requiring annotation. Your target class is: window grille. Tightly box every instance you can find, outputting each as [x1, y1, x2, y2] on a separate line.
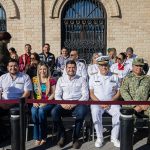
[61, 0, 107, 63]
[0, 4, 6, 31]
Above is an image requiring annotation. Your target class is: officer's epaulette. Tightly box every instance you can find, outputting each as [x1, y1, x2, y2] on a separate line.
[90, 72, 98, 76]
[111, 72, 118, 76]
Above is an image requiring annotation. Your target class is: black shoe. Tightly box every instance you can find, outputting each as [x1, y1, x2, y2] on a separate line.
[57, 137, 66, 148]
[72, 139, 81, 149]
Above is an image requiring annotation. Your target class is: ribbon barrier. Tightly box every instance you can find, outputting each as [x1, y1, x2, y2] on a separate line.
[0, 99, 150, 150]
[0, 99, 150, 105]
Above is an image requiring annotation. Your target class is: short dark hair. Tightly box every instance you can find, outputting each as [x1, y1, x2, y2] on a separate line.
[31, 52, 40, 62]
[0, 32, 12, 41]
[25, 44, 31, 47]
[61, 47, 67, 50]
[7, 58, 19, 66]
[126, 47, 133, 53]
[9, 47, 16, 53]
[66, 60, 76, 67]
[43, 43, 50, 47]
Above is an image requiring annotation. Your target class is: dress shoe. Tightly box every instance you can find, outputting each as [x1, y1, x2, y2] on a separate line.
[95, 138, 103, 148]
[147, 137, 150, 145]
[72, 139, 81, 149]
[111, 138, 120, 148]
[40, 139, 46, 145]
[57, 137, 65, 148]
[35, 140, 41, 146]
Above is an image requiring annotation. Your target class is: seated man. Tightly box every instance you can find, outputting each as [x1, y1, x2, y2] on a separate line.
[89, 56, 121, 148]
[125, 47, 137, 70]
[120, 58, 150, 144]
[120, 57, 150, 144]
[63, 49, 88, 80]
[51, 60, 89, 149]
[107, 48, 117, 66]
[0, 59, 32, 110]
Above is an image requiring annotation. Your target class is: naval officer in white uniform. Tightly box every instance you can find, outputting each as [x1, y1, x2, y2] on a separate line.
[89, 56, 121, 148]
[88, 52, 103, 78]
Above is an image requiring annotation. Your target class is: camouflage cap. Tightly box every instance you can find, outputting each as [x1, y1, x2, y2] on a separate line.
[96, 56, 109, 65]
[132, 58, 145, 66]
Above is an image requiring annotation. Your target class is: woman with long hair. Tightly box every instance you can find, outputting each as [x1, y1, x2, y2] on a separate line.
[31, 62, 56, 145]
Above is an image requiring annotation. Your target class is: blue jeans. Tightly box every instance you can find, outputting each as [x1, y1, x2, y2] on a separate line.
[51, 104, 88, 140]
[31, 104, 54, 140]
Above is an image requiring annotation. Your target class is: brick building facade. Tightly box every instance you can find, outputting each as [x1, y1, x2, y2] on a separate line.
[0, 0, 150, 63]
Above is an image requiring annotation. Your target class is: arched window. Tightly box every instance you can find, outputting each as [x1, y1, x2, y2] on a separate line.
[0, 4, 6, 31]
[61, 0, 107, 63]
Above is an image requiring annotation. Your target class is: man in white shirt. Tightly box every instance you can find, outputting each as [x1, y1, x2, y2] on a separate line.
[51, 60, 89, 149]
[125, 47, 137, 69]
[63, 49, 88, 80]
[0, 59, 32, 110]
[89, 56, 121, 148]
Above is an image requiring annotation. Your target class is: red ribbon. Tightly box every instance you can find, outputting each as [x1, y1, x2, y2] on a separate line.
[0, 99, 150, 105]
[118, 63, 124, 70]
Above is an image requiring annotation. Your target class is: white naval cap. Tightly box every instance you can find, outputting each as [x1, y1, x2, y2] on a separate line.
[96, 55, 110, 65]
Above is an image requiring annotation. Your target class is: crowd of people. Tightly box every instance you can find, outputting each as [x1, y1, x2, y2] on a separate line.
[0, 31, 150, 149]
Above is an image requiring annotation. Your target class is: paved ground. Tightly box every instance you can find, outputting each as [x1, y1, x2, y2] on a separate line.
[0, 129, 150, 150]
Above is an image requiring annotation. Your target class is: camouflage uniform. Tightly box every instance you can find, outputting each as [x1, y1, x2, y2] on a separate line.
[120, 72, 150, 117]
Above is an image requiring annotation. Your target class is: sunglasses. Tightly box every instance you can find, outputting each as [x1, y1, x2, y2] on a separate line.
[134, 65, 143, 67]
[117, 57, 122, 60]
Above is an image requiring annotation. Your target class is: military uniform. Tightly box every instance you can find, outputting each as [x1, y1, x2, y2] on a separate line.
[89, 56, 121, 148]
[120, 72, 150, 115]
[90, 71, 121, 140]
[87, 64, 99, 78]
[120, 58, 150, 116]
